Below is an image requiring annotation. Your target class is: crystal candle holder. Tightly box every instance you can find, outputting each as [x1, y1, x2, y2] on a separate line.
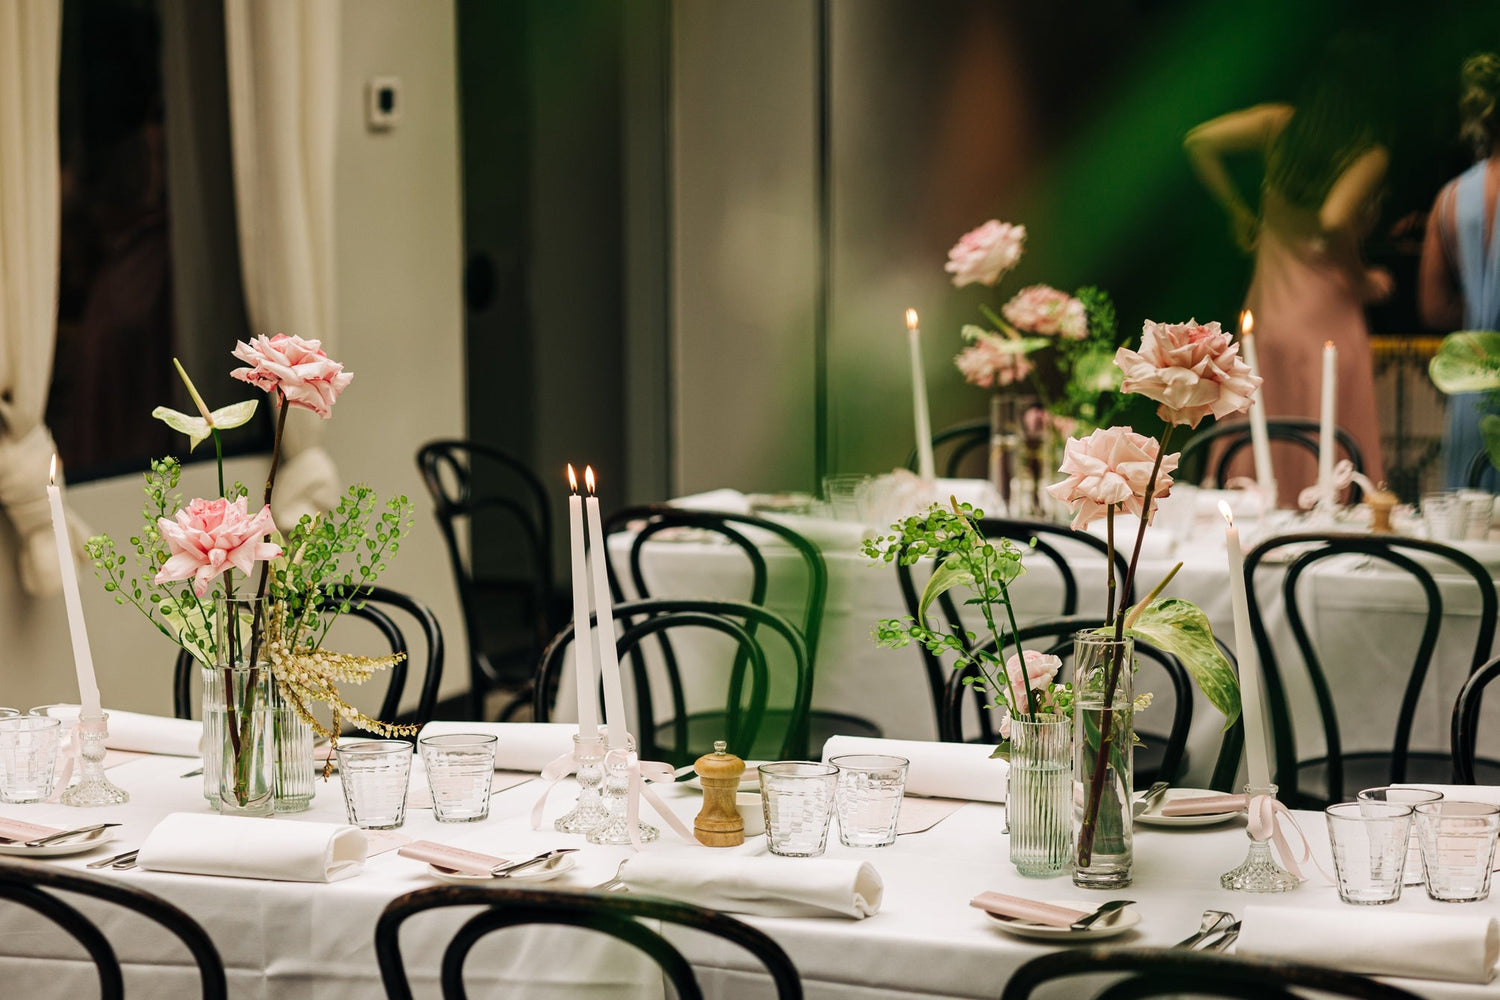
[1220, 783, 1298, 892]
[61, 712, 129, 807]
[588, 738, 658, 846]
[555, 729, 609, 835]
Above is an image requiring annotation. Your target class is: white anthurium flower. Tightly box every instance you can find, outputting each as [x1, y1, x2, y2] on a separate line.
[151, 399, 259, 451]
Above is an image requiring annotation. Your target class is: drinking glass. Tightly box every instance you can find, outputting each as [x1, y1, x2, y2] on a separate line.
[1456, 489, 1493, 540]
[832, 754, 908, 848]
[1422, 491, 1465, 541]
[0, 709, 18, 719]
[1358, 786, 1443, 886]
[419, 733, 496, 823]
[821, 475, 872, 522]
[336, 740, 413, 829]
[1414, 801, 1500, 902]
[760, 762, 839, 857]
[1325, 801, 1412, 904]
[0, 716, 62, 804]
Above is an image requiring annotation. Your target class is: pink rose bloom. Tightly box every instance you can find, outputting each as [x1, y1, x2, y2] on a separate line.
[1114, 319, 1261, 428]
[955, 332, 1035, 389]
[231, 334, 354, 418]
[154, 497, 282, 597]
[945, 220, 1026, 288]
[1001, 285, 1088, 339]
[1045, 426, 1180, 531]
[1005, 649, 1062, 712]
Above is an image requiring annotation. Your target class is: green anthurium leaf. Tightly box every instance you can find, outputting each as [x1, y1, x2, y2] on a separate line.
[1429, 330, 1500, 395]
[1483, 414, 1500, 472]
[917, 555, 975, 628]
[160, 600, 217, 667]
[1112, 597, 1241, 725]
[151, 407, 212, 451]
[208, 399, 258, 431]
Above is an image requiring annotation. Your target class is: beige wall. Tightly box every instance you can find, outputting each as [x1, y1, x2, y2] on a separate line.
[0, 0, 466, 716]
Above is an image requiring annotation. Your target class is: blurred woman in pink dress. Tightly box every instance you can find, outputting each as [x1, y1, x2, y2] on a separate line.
[1184, 61, 1391, 504]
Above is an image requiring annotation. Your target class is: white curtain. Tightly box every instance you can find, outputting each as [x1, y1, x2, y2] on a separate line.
[223, 0, 343, 529]
[0, 0, 88, 597]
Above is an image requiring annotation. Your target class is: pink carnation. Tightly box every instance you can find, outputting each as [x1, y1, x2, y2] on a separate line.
[945, 220, 1026, 288]
[955, 331, 1034, 389]
[1044, 426, 1180, 531]
[231, 334, 353, 418]
[154, 497, 282, 597]
[1114, 319, 1261, 428]
[1005, 649, 1062, 713]
[1001, 285, 1088, 339]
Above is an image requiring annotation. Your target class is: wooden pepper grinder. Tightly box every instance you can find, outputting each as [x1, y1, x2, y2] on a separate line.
[1365, 481, 1399, 534]
[693, 741, 745, 847]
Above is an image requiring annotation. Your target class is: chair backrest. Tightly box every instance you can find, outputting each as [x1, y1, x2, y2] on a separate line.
[999, 946, 1419, 1000]
[1466, 448, 1493, 489]
[904, 418, 990, 478]
[173, 585, 443, 727]
[417, 440, 553, 716]
[1179, 417, 1366, 503]
[1452, 653, 1500, 783]
[0, 862, 227, 1000]
[534, 598, 812, 764]
[1244, 533, 1497, 804]
[900, 519, 1134, 733]
[376, 885, 802, 1000]
[941, 616, 1192, 786]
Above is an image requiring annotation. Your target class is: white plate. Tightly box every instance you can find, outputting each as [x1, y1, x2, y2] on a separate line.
[0, 828, 117, 857]
[427, 852, 577, 884]
[677, 761, 769, 794]
[1134, 788, 1243, 827]
[984, 901, 1140, 941]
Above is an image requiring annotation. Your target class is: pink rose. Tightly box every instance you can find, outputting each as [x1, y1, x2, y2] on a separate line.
[1001, 285, 1088, 339]
[154, 497, 282, 597]
[945, 220, 1026, 288]
[1005, 649, 1062, 712]
[954, 331, 1035, 389]
[1114, 319, 1261, 428]
[1044, 427, 1180, 531]
[231, 334, 353, 418]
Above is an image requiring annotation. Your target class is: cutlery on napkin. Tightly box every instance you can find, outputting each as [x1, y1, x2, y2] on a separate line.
[1158, 793, 1249, 817]
[0, 817, 65, 843]
[620, 852, 883, 919]
[135, 813, 366, 883]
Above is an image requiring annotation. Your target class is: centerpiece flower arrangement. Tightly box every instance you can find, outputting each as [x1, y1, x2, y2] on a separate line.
[86, 335, 416, 815]
[868, 315, 1255, 885]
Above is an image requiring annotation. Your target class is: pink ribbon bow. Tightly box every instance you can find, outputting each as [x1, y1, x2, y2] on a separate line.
[1297, 460, 1375, 511]
[1245, 792, 1333, 884]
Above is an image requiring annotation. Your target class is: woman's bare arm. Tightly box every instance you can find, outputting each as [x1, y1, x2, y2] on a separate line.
[1318, 145, 1390, 234]
[1418, 185, 1465, 330]
[1184, 104, 1293, 251]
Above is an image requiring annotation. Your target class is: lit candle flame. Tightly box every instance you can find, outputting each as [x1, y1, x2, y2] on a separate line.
[1325, 340, 1335, 349]
[1218, 499, 1234, 527]
[905, 308, 919, 331]
[49, 454, 57, 487]
[566, 463, 578, 493]
[584, 465, 597, 495]
[1240, 309, 1253, 336]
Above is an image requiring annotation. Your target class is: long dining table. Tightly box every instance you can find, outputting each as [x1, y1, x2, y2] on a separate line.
[1, 750, 1497, 998]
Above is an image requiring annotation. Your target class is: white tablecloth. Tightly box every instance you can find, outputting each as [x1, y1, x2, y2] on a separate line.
[2, 754, 1499, 998]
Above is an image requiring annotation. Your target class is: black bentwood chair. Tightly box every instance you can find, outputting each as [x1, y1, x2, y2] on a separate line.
[904, 417, 991, 478]
[375, 885, 803, 1000]
[173, 585, 444, 728]
[999, 947, 1420, 1000]
[1452, 652, 1500, 783]
[1243, 533, 1499, 808]
[1179, 416, 1367, 503]
[535, 598, 812, 767]
[0, 863, 227, 999]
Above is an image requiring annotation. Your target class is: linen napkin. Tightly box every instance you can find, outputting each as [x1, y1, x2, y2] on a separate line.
[969, 892, 1088, 928]
[0, 817, 61, 842]
[1158, 793, 1249, 817]
[1237, 905, 1499, 984]
[136, 813, 366, 883]
[40, 704, 201, 757]
[621, 851, 882, 919]
[823, 736, 1007, 803]
[417, 722, 575, 773]
[398, 840, 510, 876]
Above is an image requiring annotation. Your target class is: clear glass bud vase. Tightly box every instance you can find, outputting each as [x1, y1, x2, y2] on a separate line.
[204, 597, 276, 817]
[1008, 712, 1073, 876]
[1072, 632, 1134, 888]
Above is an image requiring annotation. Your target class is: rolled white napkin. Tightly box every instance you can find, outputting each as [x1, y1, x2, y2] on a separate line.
[823, 736, 1007, 803]
[39, 705, 201, 757]
[137, 813, 366, 883]
[622, 852, 882, 919]
[669, 489, 752, 515]
[417, 722, 576, 773]
[1237, 905, 1499, 984]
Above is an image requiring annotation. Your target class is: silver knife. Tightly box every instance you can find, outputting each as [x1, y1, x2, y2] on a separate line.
[1069, 899, 1135, 931]
[17, 823, 121, 848]
[1133, 781, 1170, 818]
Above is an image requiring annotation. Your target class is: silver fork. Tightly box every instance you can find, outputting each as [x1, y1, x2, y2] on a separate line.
[1203, 921, 1242, 952]
[590, 860, 629, 891]
[1173, 910, 1235, 949]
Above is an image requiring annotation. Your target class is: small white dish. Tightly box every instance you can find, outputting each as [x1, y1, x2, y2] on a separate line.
[427, 852, 577, 884]
[983, 901, 1140, 941]
[677, 761, 769, 794]
[1134, 787, 1243, 828]
[0, 828, 116, 857]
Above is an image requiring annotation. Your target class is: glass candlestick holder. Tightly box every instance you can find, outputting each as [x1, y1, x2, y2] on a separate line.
[1220, 783, 1298, 892]
[554, 729, 609, 834]
[61, 712, 129, 807]
[587, 741, 659, 846]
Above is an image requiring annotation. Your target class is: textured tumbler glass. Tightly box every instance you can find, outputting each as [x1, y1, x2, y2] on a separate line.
[1415, 801, 1500, 902]
[0, 715, 62, 804]
[760, 762, 839, 857]
[1326, 801, 1412, 904]
[419, 733, 496, 822]
[1358, 786, 1443, 886]
[336, 740, 413, 829]
[832, 754, 908, 848]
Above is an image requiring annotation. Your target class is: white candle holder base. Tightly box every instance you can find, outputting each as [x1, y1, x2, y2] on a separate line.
[61, 713, 129, 807]
[555, 732, 608, 835]
[587, 752, 658, 846]
[1220, 784, 1296, 892]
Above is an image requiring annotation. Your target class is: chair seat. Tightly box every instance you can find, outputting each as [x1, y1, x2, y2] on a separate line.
[1286, 752, 1500, 810]
[653, 710, 883, 769]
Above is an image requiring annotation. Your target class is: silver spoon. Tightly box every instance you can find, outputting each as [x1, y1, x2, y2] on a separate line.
[1174, 909, 1235, 949]
[590, 859, 629, 891]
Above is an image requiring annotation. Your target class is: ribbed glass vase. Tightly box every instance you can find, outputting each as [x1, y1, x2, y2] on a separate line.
[1008, 712, 1073, 876]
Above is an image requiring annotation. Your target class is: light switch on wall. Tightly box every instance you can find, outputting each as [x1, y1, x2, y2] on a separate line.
[367, 76, 402, 130]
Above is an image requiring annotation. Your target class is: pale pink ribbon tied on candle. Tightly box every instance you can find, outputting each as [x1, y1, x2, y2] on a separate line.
[46, 722, 82, 804]
[528, 749, 587, 830]
[1245, 792, 1334, 884]
[1296, 460, 1375, 511]
[527, 745, 694, 850]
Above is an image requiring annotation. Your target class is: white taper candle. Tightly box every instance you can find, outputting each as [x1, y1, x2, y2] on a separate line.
[1239, 311, 1276, 507]
[1319, 341, 1337, 508]
[1220, 501, 1271, 790]
[583, 467, 629, 749]
[47, 455, 102, 718]
[565, 466, 599, 734]
[907, 309, 936, 482]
